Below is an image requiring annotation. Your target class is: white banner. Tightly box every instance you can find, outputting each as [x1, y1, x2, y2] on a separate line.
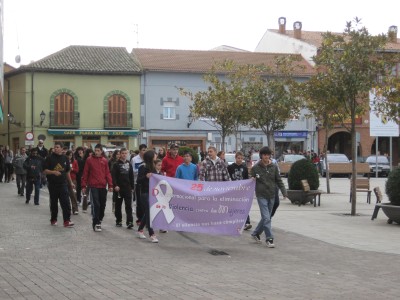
[369, 91, 399, 137]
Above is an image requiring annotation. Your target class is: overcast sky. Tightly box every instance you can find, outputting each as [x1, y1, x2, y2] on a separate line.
[3, 0, 400, 67]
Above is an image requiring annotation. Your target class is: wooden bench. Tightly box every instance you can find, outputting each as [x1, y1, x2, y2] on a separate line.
[301, 179, 322, 207]
[328, 163, 352, 178]
[349, 178, 372, 204]
[327, 163, 370, 178]
[278, 162, 291, 176]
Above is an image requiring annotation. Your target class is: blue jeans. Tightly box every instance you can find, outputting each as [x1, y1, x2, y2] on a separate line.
[26, 177, 41, 204]
[253, 197, 274, 240]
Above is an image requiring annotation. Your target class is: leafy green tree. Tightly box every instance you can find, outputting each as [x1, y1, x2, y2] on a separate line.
[179, 60, 256, 151]
[246, 56, 304, 152]
[307, 18, 397, 215]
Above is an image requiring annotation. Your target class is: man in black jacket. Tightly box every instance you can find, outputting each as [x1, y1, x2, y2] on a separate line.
[23, 149, 43, 204]
[112, 148, 135, 228]
[227, 151, 252, 230]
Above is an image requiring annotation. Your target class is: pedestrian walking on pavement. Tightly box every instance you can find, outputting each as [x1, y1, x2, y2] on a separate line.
[199, 146, 230, 182]
[13, 147, 28, 196]
[137, 150, 159, 243]
[43, 142, 74, 228]
[23, 149, 43, 205]
[161, 144, 183, 177]
[74, 147, 85, 205]
[3, 145, 14, 183]
[111, 148, 134, 229]
[82, 144, 113, 232]
[250, 147, 287, 248]
[175, 151, 198, 180]
[66, 150, 79, 215]
[227, 151, 252, 230]
[131, 144, 147, 226]
[81, 148, 94, 213]
[108, 149, 121, 214]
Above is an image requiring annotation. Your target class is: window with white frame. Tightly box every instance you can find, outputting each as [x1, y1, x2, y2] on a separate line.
[163, 102, 176, 119]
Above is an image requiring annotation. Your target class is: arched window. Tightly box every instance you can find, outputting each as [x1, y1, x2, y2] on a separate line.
[54, 93, 74, 125]
[108, 94, 127, 127]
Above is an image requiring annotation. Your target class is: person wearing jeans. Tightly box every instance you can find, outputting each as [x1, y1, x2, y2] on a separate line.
[13, 147, 28, 196]
[82, 144, 113, 232]
[250, 147, 287, 248]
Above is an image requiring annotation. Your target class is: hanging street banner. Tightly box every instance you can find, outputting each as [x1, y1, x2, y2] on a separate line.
[369, 91, 399, 137]
[149, 174, 255, 236]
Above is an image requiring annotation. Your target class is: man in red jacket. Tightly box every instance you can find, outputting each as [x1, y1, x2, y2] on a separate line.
[82, 144, 113, 232]
[161, 144, 184, 177]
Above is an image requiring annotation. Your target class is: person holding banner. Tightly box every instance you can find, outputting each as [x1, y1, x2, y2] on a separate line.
[227, 151, 252, 230]
[137, 150, 159, 243]
[250, 146, 287, 248]
[199, 146, 230, 182]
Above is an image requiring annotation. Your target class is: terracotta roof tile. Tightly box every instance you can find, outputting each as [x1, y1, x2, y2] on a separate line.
[17, 45, 141, 75]
[132, 48, 315, 76]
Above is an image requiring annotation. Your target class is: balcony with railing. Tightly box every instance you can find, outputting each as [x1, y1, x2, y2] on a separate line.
[49, 111, 80, 128]
[104, 112, 132, 129]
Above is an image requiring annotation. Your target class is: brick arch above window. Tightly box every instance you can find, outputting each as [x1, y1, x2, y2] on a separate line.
[50, 89, 79, 127]
[103, 91, 132, 128]
[50, 88, 78, 111]
[103, 90, 131, 112]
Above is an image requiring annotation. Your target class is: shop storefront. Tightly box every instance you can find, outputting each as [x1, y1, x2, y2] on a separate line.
[48, 129, 138, 149]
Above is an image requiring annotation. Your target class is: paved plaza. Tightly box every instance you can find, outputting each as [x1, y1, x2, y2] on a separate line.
[0, 177, 399, 299]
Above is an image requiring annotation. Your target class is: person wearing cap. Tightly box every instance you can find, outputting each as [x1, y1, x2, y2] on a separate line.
[161, 144, 183, 177]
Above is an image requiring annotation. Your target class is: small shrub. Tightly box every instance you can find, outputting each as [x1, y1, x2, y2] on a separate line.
[385, 167, 400, 205]
[178, 147, 199, 164]
[288, 159, 320, 190]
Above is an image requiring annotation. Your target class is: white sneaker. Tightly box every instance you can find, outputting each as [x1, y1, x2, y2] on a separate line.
[94, 224, 102, 232]
[137, 230, 146, 239]
[266, 239, 275, 248]
[150, 235, 159, 243]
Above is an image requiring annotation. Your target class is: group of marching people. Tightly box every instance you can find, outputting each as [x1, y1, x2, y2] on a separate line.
[9, 139, 287, 247]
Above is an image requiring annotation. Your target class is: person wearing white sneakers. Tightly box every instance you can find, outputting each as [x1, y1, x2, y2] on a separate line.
[136, 150, 159, 243]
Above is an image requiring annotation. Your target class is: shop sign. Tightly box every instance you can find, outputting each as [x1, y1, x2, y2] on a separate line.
[47, 129, 138, 136]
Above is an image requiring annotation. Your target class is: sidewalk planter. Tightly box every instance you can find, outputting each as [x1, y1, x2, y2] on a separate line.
[380, 203, 400, 224]
[287, 158, 320, 206]
[287, 190, 314, 205]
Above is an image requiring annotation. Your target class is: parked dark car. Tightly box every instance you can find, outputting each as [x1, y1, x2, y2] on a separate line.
[365, 155, 390, 177]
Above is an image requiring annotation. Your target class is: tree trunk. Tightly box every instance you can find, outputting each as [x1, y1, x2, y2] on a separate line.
[325, 126, 330, 194]
[267, 132, 275, 154]
[350, 115, 357, 216]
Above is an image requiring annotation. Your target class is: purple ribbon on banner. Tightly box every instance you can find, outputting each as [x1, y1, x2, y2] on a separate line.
[149, 174, 255, 236]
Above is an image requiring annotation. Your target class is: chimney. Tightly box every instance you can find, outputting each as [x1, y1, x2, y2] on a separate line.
[278, 17, 286, 34]
[388, 25, 398, 43]
[293, 21, 302, 39]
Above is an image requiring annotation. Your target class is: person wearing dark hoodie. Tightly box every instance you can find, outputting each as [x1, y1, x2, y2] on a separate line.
[111, 148, 134, 229]
[23, 148, 43, 204]
[82, 144, 113, 232]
